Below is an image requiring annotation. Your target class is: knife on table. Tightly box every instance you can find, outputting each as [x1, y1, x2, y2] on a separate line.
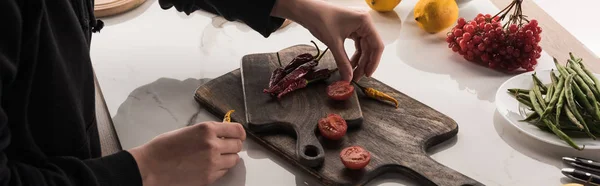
[562, 168, 600, 186]
[563, 157, 600, 173]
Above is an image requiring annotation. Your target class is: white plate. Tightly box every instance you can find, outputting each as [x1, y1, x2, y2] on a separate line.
[495, 69, 600, 149]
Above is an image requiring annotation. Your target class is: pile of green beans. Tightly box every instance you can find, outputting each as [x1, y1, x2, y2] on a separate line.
[508, 53, 600, 151]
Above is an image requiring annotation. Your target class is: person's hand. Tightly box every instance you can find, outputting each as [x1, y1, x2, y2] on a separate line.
[128, 121, 246, 186]
[271, 0, 385, 82]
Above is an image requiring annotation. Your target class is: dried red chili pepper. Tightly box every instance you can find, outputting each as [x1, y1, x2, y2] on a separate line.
[276, 68, 338, 99]
[305, 68, 338, 81]
[267, 41, 323, 90]
[283, 53, 315, 74]
[268, 67, 284, 88]
[282, 41, 321, 73]
[277, 78, 308, 99]
[267, 53, 286, 90]
[264, 41, 332, 98]
[264, 61, 318, 94]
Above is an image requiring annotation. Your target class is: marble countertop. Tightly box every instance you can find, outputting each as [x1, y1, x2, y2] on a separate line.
[89, 0, 600, 185]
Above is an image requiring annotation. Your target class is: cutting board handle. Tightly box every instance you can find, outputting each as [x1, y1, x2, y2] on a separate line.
[404, 156, 484, 186]
[295, 124, 325, 168]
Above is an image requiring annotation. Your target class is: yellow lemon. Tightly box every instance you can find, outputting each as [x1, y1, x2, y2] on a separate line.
[366, 0, 402, 12]
[414, 0, 459, 33]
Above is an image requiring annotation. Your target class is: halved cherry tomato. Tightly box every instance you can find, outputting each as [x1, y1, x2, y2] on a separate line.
[327, 81, 354, 101]
[340, 146, 371, 170]
[317, 113, 347, 140]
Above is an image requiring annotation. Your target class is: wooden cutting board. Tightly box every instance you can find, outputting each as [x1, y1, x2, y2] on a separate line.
[240, 45, 363, 168]
[194, 46, 483, 186]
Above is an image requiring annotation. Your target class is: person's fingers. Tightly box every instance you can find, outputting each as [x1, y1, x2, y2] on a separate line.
[218, 139, 243, 154]
[209, 169, 229, 184]
[330, 40, 354, 82]
[218, 153, 240, 170]
[350, 36, 362, 69]
[214, 122, 246, 140]
[364, 30, 384, 77]
[354, 38, 372, 81]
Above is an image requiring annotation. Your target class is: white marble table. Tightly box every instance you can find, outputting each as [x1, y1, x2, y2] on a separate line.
[89, 0, 600, 185]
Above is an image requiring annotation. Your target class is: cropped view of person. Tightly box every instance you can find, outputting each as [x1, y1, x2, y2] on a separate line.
[0, 0, 383, 185]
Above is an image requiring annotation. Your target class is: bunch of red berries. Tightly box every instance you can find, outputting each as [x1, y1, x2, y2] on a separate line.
[446, 0, 542, 72]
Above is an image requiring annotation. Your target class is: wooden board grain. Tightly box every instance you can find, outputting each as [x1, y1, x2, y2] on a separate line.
[241, 45, 363, 168]
[195, 49, 483, 186]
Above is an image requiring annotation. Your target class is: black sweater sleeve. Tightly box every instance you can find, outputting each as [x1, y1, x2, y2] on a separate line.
[158, 0, 285, 38]
[0, 1, 142, 186]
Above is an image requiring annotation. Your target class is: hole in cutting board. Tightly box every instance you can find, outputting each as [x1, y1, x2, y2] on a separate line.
[304, 145, 319, 157]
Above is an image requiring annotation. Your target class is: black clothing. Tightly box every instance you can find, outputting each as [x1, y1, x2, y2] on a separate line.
[0, 0, 283, 185]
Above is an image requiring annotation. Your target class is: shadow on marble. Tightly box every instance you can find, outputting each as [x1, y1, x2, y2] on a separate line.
[492, 109, 600, 170]
[198, 16, 254, 55]
[211, 158, 247, 186]
[243, 135, 324, 186]
[368, 10, 402, 46]
[98, 0, 157, 26]
[396, 5, 511, 103]
[112, 77, 216, 149]
[456, 0, 476, 8]
[248, 139, 324, 186]
[244, 138, 275, 159]
[111, 77, 334, 186]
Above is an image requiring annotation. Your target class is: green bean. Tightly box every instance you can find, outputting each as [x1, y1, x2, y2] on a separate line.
[569, 52, 582, 63]
[584, 77, 600, 101]
[573, 83, 595, 118]
[555, 88, 566, 125]
[508, 88, 530, 95]
[533, 85, 547, 109]
[530, 89, 544, 115]
[532, 73, 548, 93]
[572, 53, 600, 99]
[565, 105, 584, 129]
[541, 75, 565, 118]
[551, 70, 559, 85]
[568, 62, 595, 89]
[554, 57, 570, 77]
[542, 118, 584, 150]
[520, 112, 539, 122]
[565, 75, 597, 139]
[573, 83, 600, 126]
[589, 124, 600, 135]
[517, 97, 533, 108]
[582, 117, 600, 135]
[545, 85, 554, 104]
[510, 54, 599, 148]
[588, 90, 600, 122]
[516, 93, 529, 98]
[565, 67, 600, 101]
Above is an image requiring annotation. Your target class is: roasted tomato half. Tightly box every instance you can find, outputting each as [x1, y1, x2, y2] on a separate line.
[340, 146, 371, 170]
[318, 113, 347, 140]
[327, 81, 354, 101]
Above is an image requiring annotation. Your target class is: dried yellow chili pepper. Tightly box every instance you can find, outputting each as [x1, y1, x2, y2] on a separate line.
[352, 81, 398, 108]
[223, 110, 235, 122]
[363, 87, 398, 108]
